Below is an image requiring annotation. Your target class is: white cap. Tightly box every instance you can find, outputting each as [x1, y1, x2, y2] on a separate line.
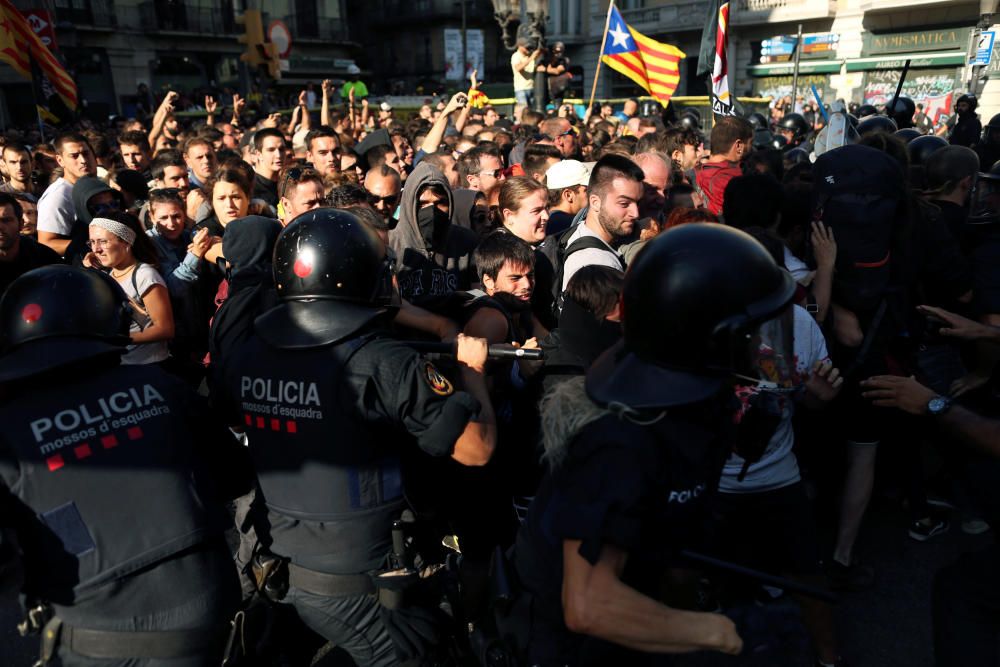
[346, 64, 361, 75]
[545, 160, 591, 190]
[380, 101, 393, 112]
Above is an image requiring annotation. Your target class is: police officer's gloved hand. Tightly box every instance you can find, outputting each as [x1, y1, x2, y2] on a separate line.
[379, 605, 446, 660]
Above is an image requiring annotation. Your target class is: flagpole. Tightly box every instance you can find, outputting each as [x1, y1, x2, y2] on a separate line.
[588, 0, 616, 114]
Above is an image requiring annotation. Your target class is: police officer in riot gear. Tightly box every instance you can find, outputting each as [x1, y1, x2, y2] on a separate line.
[857, 114, 898, 137]
[216, 208, 497, 666]
[776, 113, 811, 151]
[887, 96, 916, 130]
[0, 266, 250, 666]
[514, 224, 797, 665]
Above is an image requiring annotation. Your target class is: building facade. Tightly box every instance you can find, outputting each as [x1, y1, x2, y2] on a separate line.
[549, 0, 988, 122]
[0, 0, 355, 127]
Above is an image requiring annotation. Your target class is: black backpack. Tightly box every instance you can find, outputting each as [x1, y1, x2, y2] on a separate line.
[537, 223, 625, 318]
[812, 144, 905, 315]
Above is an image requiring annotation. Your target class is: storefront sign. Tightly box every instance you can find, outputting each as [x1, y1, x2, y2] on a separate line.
[863, 29, 968, 55]
[752, 73, 830, 101]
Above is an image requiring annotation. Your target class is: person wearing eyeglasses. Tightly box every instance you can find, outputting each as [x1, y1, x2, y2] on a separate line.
[363, 165, 402, 228]
[278, 167, 326, 226]
[87, 213, 175, 366]
[64, 176, 125, 261]
[457, 146, 506, 208]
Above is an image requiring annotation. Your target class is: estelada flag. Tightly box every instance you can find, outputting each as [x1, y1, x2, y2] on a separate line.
[600, 3, 685, 107]
[698, 0, 738, 116]
[0, 0, 77, 110]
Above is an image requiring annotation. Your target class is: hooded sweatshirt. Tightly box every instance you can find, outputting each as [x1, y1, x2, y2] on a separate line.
[69, 176, 122, 262]
[208, 215, 282, 371]
[389, 162, 478, 308]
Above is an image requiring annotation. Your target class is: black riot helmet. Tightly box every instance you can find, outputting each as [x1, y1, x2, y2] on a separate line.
[857, 104, 878, 119]
[969, 160, 1000, 225]
[255, 207, 397, 349]
[586, 224, 796, 410]
[747, 112, 769, 131]
[893, 128, 921, 144]
[678, 107, 701, 131]
[857, 114, 898, 137]
[776, 113, 810, 145]
[907, 134, 948, 166]
[887, 96, 916, 129]
[752, 128, 777, 151]
[981, 113, 1000, 145]
[0, 266, 130, 383]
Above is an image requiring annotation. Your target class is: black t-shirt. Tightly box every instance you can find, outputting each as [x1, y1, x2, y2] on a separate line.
[546, 210, 574, 237]
[0, 236, 62, 294]
[253, 172, 279, 207]
[193, 215, 226, 238]
[513, 397, 731, 665]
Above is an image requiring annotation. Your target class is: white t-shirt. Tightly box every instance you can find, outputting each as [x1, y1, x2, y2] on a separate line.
[36, 177, 75, 237]
[116, 263, 170, 365]
[560, 222, 624, 291]
[783, 246, 811, 283]
[511, 51, 536, 92]
[719, 305, 829, 494]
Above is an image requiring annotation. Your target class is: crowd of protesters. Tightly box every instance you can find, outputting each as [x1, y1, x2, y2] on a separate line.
[1, 73, 1000, 667]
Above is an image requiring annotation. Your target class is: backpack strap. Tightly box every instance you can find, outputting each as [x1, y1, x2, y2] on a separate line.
[564, 236, 626, 271]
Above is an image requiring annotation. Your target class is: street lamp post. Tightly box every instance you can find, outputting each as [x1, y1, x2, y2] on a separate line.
[490, 0, 548, 112]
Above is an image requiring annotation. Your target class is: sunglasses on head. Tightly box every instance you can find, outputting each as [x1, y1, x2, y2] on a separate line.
[479, 168, 503, 178]
[279, 166, 319, 198]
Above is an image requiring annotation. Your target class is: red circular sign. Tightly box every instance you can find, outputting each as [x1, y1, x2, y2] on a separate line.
[268, 20, 292, 59]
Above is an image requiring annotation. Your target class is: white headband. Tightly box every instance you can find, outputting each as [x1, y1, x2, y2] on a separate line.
[89, 217, 136, 246]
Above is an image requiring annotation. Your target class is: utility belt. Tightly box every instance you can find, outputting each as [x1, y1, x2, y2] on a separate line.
[250, 514, 427, 610]
[22, 606, 218, 665]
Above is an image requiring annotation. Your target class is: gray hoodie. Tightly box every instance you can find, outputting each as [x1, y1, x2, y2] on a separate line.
[388, 162, 478, 306]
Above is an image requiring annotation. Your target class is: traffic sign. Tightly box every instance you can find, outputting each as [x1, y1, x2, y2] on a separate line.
[268, 20, 293, 59]
[973, 30, 995, 66]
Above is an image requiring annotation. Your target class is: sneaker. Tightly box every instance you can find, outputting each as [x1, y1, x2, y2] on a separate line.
[961, 517, 991, 535]
[909, 515, 950, 542]
[824, 559, 875, 591]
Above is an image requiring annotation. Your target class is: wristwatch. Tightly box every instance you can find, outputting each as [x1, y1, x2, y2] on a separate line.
[926, 395, 953, 416]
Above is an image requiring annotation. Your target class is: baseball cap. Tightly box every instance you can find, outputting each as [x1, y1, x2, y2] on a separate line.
[546, 160, 591, 190]
[380, 102, 393, 112]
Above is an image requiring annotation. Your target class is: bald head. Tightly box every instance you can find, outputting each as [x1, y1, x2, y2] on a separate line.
[634, 151, 672, 220]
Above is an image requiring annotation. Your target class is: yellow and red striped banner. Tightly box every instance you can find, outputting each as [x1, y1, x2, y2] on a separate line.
[0, 0, 77, 110]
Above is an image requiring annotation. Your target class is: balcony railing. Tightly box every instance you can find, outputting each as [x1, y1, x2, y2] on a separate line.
[593, 2, 707, 36]
[137, 2, 237, 35]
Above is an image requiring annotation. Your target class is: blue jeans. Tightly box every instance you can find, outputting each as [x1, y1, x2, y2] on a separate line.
[515, 89, 534, 108]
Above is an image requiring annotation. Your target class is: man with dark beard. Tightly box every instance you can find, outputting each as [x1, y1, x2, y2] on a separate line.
[559, 155, 640, 291]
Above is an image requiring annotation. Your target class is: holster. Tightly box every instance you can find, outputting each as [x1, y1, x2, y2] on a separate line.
[250, 548, 289, 602]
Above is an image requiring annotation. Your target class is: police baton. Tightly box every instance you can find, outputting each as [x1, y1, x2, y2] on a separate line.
[679, 549, 839, 604]
[405, 341, 544, 361]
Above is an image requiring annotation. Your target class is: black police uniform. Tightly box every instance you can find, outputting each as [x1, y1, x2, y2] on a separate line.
[513, 224, 797, 666]
[514, 397, 730, 665]
[215, 209, 484, 666]
[0, 364, 247, 667]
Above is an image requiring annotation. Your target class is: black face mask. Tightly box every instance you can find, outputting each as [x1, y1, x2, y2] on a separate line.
[416, 205, 450, 247]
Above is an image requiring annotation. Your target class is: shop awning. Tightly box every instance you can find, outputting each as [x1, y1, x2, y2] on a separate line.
[844, 51, 965, 72]
[748, 60, 842, 76]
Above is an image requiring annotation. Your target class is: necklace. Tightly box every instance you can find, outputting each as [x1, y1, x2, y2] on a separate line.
[111, 264, 136, 279]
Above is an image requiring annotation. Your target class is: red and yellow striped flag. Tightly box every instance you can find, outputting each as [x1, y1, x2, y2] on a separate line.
[600, 3, 685, 106]
[0, 0, 77, 110]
